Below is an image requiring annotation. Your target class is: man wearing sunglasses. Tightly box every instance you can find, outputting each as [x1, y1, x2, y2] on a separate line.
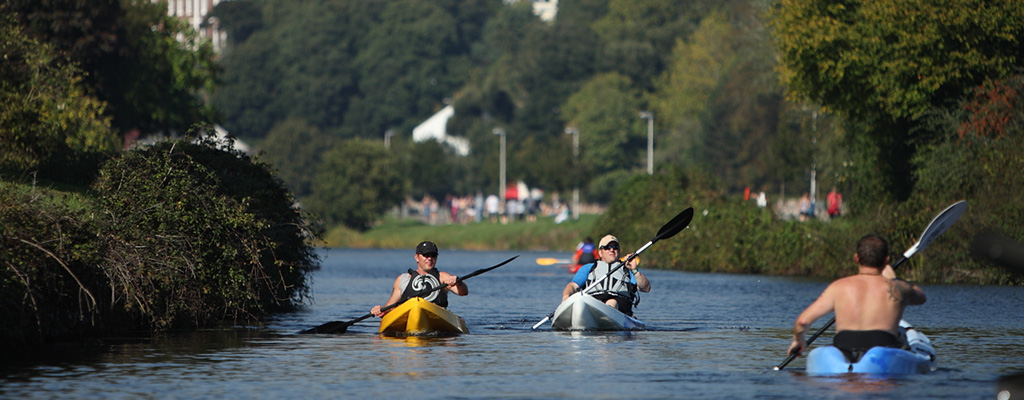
[370, 241, 468, 317]
[561, 235, 651, 315]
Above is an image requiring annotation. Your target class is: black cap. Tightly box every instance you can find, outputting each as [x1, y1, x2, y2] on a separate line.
[416, 241, 439, 254]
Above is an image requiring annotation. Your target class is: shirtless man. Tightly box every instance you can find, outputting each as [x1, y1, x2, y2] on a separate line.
[787, 235, 927, 361]
[370, 241, 468, 317]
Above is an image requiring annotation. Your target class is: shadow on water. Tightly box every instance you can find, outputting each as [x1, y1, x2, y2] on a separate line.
[0, 328, 276, 381]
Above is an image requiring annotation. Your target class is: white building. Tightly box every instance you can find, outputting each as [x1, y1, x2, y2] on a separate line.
[412, 105, 470, 156]
[162, 0, 226, 52]
[504, 0, 560, 22]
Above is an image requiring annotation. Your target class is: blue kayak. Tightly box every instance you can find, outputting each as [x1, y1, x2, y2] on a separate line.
[806, 320, 936, 375]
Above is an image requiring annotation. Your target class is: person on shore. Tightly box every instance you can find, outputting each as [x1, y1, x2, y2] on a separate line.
[827, 187, 843, 219]
[561, 235, 650, 315]
[798, 192, 812, 221]
[370, 241, 468, 317]
[786, 235, 927, 362]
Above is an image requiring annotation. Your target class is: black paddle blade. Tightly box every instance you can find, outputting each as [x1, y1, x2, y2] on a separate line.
[299, 320, 349, 334]
[654, 207, 694, 242]
[298, 312, 374, 334]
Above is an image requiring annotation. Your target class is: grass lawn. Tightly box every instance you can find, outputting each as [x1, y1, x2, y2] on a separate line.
[322, 213, 599, 252]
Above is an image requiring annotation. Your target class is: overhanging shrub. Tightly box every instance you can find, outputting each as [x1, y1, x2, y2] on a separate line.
[93, 130, 318, 330]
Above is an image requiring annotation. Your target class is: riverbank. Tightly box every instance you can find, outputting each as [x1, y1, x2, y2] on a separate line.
[322, 214, 600, 252]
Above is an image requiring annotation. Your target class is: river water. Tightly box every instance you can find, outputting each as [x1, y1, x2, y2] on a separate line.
[2, 248, 1022, 399]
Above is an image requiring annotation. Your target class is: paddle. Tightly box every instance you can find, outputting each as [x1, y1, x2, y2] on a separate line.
[299, 255, 519, 334]
[531, 207, 695, 329]
[536, 258, 571, 266]
[774, 200, 967, 371]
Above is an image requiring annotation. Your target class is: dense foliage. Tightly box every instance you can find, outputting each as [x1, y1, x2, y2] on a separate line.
[94, 132, 317, 329]
[587, 164, 1019, 284]
[256, 118, 340, 200]
[770, 0, 1024, 204]
[208, 0, 1024, 285]
[0, 134, 319, 351]
[212, 0, 493, 139]
[214, 0, 800, 224]
[0, 10, 117, 174]
[890, 75, 1024, 284]
[9, 0, 217, 136]
[306, 138, 405, 231]
[0, 182, 109, 347]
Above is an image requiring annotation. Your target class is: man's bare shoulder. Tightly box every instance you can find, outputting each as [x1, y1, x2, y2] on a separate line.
[827, 274, 862, 288]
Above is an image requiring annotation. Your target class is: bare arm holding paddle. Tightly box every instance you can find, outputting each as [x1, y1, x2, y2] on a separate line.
[371, 276, 404, 317]
[775, 200, 965, 370]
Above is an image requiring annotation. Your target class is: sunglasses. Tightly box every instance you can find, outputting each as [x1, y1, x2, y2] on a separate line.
[419, 252, 438, 258]
[600, 244, 620, 251]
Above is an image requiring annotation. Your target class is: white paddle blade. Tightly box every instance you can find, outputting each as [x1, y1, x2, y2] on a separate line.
[903, 200, 967, 258]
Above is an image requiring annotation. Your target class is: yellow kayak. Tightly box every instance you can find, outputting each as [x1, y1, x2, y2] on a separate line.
[378, 297, 468, 336]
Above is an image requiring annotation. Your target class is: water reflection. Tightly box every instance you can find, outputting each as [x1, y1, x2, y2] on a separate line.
[560, 330, 639, 343]
[375, 335, 460, 348]
[799, 374, 901, 395]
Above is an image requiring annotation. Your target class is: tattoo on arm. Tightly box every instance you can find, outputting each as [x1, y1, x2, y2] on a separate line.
[888, 280, 910, 304]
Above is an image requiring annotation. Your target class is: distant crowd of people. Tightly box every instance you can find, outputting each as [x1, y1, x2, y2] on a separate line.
[744, 186, 844, 221]
[404, 181, 570, 226]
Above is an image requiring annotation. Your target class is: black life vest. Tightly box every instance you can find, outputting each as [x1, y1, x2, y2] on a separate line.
[399, 268, 449, 307]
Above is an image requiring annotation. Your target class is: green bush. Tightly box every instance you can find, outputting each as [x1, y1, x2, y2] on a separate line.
[894, 75, 1024, 284]
[591, 166, 878, 279]
[93, 130, 317, 330]
[0, 181, 109, 346]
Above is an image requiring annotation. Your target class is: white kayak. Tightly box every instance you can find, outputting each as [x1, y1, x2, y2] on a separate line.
[550, 291, 646, 331]
[806, 320, 936, 375]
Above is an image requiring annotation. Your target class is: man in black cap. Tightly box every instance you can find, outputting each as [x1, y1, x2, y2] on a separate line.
[370, 241, 469, 317]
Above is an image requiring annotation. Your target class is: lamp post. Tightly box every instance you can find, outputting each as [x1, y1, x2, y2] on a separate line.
[493, 128, 506, 212]
[565, 126, 580, 221]
[639, 111, 654, 175]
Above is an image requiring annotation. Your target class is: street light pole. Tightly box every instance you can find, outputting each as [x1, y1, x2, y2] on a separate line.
[565, 127, 580, 221]
[493, 128, 506, 213]
[639, 111, 654, 175]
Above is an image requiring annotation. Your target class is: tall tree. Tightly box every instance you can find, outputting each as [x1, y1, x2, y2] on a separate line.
[11, 0, 217, 136]
[593, 0, 711, 90]
[210, 0, 262, 46]
[562, 72, 645, 176]
[0, 9, 116, 173]
[212, 0, 378, 138]
[346, 0, 471, 138]
[307, 139, 404, 230]
[770, 0, 1024, 201]
[257, 118, 339, 200]
[650, 12, 737, 169]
